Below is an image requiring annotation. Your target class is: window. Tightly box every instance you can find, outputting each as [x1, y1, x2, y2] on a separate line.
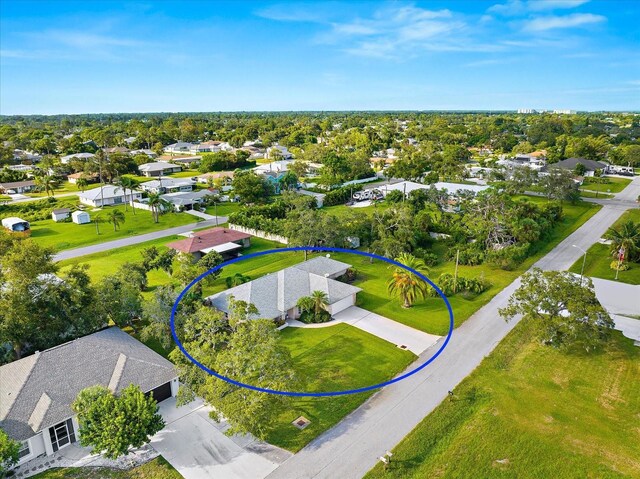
[48, 419, 76, 453]
[18, 440, 30, 459]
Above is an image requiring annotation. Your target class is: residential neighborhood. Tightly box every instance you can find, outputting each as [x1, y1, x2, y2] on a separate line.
[1, 1, 639, 479]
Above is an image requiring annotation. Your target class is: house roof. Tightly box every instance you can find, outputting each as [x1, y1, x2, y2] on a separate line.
[166, 227, 250, 254]
[138, 161, 181, 172]
[78, 185, 140, 202]
[0, 180, 36, 188]
[554, 157, 607, 171]
[141, 177, 194, 190]
[0, 327, 177, 441]
[60, 153, 95, 161]
[160, 190, 213, 206]
[207, 258, 360, 320]
[52, 208, 71, 214]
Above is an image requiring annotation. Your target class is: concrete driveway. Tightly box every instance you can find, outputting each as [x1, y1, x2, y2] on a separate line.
[331, 306, 440, 355]
[151, 397, 291, 479]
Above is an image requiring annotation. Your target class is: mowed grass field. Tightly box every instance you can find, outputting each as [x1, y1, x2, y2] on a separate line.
[266, 323, 416, 452]
[30, 205, 198, 251]
[579, 176, 632, 193]
[30, 457, 181, 479]
[569, 209, 640, 285]
[365, 319, 640, 479]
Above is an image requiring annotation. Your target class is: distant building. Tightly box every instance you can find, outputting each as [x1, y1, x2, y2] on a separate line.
[553, 109, 577, 115]
[78, 185, 142, 208]
[60, 153, 95, 165]
[138, 161, 182, 178]
[166, 227, 251, 260]
[551, 157, 608, 177]
[140, 177, 194, 194]
[0, 180, 36, 194]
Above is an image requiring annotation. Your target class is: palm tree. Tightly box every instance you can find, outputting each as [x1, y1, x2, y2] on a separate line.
[34, 174, 58, 197]
[605, 220, 640, 263]
[75, 177, 88, 192]
[147, 193, 171, 223]
[310, 290, 329, 315]
[387, 253, 429, 308]
[93, 213, 104, 235]
[115, 176, 140, 214]
[105, 209, 125, 232]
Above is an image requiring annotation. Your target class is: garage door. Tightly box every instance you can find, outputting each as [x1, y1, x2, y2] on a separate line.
[329, 295, 355, 315]
[148, 382, 172, 403]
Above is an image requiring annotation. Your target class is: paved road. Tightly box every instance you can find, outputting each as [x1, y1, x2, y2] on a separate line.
[267, 179, 638, 479]
[53, 219, 225, 261]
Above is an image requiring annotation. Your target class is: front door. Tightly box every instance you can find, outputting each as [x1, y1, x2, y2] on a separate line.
[49, 418, 76, 452]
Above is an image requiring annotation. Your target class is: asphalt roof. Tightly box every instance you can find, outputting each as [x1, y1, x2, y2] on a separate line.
[166, 227, 250, 254]
[207, 258, 360, 319]
[0, 327, 177, 441]
[553, 157, 607, 171]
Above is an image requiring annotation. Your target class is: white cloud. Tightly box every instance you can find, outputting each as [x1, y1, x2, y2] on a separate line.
[528, 0, 590, 11]
[488, 0, 590, 16]
[522, 13, 605, 31]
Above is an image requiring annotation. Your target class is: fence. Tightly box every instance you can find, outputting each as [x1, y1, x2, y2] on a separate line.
[228, 223, 289, 244]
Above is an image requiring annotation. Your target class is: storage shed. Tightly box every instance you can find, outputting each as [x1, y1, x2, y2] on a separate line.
[71, 210, 91, 225]
[51, 208, 71, 222]
[2, 217, 30, 232]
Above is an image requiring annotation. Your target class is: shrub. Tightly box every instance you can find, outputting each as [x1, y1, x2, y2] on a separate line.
[610, 261, 629, 271]
[338, 267, 358, 282]
[299, 310, 332, 324]
[446, 244, 485, 266]
[323, 185, 363, 207]
[415, 249, 440, 266]
[486, 243, 531, 270]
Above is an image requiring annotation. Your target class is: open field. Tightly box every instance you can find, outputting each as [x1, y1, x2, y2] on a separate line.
[365, 319, 640, 479]
[30, 457, 181, 479]
[569, 208, 640, 285]
[30, 205, 198, 251]
[204, 202, 241, 217]
[266, 323, 416, 452]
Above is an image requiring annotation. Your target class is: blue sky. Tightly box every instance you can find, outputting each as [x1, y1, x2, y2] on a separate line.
[1, 0, 638, 114]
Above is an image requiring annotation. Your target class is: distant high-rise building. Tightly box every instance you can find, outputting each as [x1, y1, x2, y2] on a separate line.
[517, 109, 536, 114]
[553, 109, 577, 114]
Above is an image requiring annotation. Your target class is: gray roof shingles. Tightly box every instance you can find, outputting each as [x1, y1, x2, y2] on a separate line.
[0, 327, 177, 441]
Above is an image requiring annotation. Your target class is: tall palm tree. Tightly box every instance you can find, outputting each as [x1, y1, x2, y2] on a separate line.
[115, 176, 140, 214]
[147, 193, 171, 223]
[310, 290, 329, 315]
[605, 220, 640, 263]
[93, 213, 104, 235]
[34, 174, 58, 197]
[105, 209, 125, 232]
[387, 253, 429, 308]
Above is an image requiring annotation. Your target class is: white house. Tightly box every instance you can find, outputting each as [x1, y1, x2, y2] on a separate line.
[265, 145, 293, 160]
[60, 152, 95, 164]
[140, 177, 194, 194]
[253, 160, 294, 175]
[51, 208, 71, 222]
[207, 257, 360, 322]
[138, 161, 182, 178]
[163, 142, 195, 155]
[72, 210, 91, 224]
[0, 328, 178, 470]
[77, 185, 142, 208]
[130, 149, 158, 158]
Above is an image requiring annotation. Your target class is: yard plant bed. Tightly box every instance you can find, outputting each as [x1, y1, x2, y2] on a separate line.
[30, 456, 181, 479]
[266, 323, 416, 452]
[364, 319, 640, 479]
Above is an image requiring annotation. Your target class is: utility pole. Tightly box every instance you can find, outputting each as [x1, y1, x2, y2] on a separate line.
[572, 245, 587, 287]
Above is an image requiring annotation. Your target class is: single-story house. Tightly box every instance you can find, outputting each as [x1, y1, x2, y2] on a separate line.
[51, 208, 71, 222]
[171, 156, 201, 167]
[206, 257, 360, 322]
[297, 189, 325, 208]
[2, 217, 30, 232]
[0, 327, 178, 468]
[160, 190, 214, 211]
[138, 161, 182, 178]
[163, 142, 195, 155]
[265, 145, 293, 160]
[552, 158, 608, 177]
[253, 160, 294, 175]
[78, 185, 143, 208]
[379, 181, 489, 199]
[103, 147, 130, 155]
[196, 171, 234, 184]
[7, 164, 34, 173]
[72, 210, 91, 224]
[60, 153, 95, 165]
[130, 149, 158, 158]
[140, 177, 195, 194]
[166, 227, 251, 259]
[67, 173, 98, 185]
[0, 180, 36, 194]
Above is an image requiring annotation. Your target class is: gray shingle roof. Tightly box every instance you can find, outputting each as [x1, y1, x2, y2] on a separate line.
[0, 327, 177, 441]
[207, 258, 360, 319]
[553, 157, 607, 171]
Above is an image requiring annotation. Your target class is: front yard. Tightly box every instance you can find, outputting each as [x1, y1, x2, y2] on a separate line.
[266, 323, 416, 452]
[30, 205, 199, 251]
[579, 176, 632, 194]
[568, 208, 640, 285]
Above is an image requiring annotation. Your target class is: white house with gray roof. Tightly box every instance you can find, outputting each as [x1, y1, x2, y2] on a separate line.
[206, 257, 360, 321]
[0, 328, 178, 467]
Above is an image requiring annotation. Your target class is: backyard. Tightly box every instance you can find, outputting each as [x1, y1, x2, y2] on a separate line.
[569, 208, 640, 285]
[30, 205, 199, 251]
[364, 319, 640, 479]
[30, 457, 181, 479]
[265, 323, 416, 452]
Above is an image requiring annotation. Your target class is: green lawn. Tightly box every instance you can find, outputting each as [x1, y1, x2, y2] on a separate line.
[30, 456, 181, 479]
[365, 319, 640, 479]
[579, 177, 632, 193]
[27, 182, 100, 198]
[569, 209, 640, 285]
[204, 202, 241, 217]
[266, 323, 416, 452]
[580, 190, 614, 199]
[30, 205, 199, 251]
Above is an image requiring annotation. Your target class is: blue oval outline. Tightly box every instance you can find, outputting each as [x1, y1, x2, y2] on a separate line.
[170, 246, 454, 397]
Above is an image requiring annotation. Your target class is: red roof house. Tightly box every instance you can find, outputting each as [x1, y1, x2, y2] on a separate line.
[166, 227, 251, 259]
